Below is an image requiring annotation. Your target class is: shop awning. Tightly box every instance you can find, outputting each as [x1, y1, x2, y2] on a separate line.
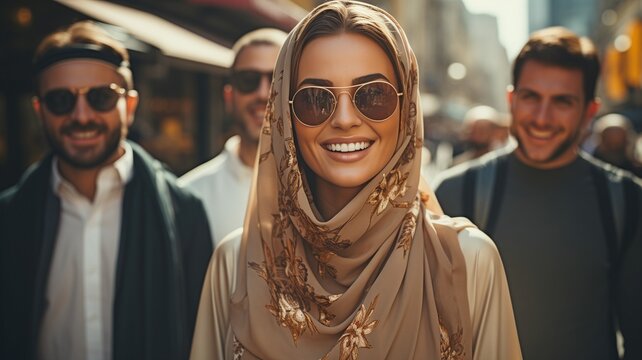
[55, 0, 234, 68]
[188, 0, 307, 29]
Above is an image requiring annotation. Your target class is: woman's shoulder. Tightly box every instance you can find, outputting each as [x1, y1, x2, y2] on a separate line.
[215, 228, 243, 256]
[457, 226, 501, 264]
[428, 211, 502, 270]
[456, 225, 505, 286]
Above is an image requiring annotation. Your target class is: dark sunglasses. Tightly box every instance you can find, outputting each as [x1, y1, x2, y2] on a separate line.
[289, 80, 403, 127]
[231, 70, 273, 94]
[41, 83, 127, 116]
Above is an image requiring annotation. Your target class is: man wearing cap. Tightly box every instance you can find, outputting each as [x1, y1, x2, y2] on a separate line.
[179, 28, 287, 246]
[452, 105, 510, 166]
[592, 113, 642, 178]
[0, 21, 213, 360]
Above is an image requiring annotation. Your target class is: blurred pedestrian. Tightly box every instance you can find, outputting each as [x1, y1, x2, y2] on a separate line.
[434, 27, 642, 360]
[190, 1, 521, 359]
[179, 28, 287, 246]
[452, 105, 509, 165]
[592, 113, 642, 177]
[0, 21, 213, 360]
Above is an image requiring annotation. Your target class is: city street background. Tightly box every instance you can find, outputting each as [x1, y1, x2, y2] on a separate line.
[1, 0, 641, 190]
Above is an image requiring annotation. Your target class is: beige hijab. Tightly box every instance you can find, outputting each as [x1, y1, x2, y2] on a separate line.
[229, 1, 473, 359]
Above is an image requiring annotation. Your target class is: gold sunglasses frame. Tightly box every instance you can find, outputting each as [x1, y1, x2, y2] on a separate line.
[289, 80, 403, 127]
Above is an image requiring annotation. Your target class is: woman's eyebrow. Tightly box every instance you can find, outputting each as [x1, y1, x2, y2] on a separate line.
[298, 78, 333, 87]
[298, 73, 390, 88]
[352, 73, 388, 84]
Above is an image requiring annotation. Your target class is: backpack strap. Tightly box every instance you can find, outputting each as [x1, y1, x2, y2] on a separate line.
[484, 156, 509, 237]
[473, 158, 497, 231]
[462, 152, 509, 234]
[589, 161, 641, 268]
[590, 166, 619, 271]
[462, 166, 476, 223]
[621, 177, 639, 257]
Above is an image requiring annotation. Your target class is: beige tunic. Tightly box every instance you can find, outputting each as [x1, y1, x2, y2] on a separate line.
[190, 226, 522, 360]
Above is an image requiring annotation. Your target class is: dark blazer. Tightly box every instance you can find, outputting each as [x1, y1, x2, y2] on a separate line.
[0, 142, 213, 360]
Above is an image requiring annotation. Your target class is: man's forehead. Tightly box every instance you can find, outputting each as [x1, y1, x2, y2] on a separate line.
[38, 59, 124, 90]
[516, 61, 584, 95]
[233, 44, 280, 71]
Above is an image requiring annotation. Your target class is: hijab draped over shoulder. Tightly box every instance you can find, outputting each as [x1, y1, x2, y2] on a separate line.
[229, 1, 474, 359]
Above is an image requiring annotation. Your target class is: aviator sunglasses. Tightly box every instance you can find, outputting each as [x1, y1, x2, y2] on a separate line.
[40, 83, 127, 116]
[289, 80, 403, 127]
[231, 70, 273, 94]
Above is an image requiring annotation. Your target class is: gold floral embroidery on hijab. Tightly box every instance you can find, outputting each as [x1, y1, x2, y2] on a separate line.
[249, 133, 349, 341]
[367, 169, 410, 215]
[273, 147, 350, 280]
[265, 69, 285, 137]
[439, 318, 466, 360]
[396, 197, 420, 256]
[248, 235, 323, 342]
[335, 295, 380, 360]
[232, 336, 245, 360]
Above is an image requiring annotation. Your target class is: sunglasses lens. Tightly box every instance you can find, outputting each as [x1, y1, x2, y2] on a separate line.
[87, 86, 121, 112]
[292, 87, 335, 126]
[354, 82, 398, 121]
[233, 71, 271, 93]
[43, 89, 76, 116]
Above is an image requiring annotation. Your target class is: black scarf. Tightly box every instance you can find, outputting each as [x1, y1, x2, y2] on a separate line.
[0, 143, 212, 359]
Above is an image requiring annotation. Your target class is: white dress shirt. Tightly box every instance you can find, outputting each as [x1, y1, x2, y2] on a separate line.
[178, 135, 253, 247]
[38, 143, 133, 360]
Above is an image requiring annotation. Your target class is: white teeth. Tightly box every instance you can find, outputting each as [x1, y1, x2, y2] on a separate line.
[70, 131, 98, 139]
[326, 141, 371, 153]
[529, 129, 554, 139]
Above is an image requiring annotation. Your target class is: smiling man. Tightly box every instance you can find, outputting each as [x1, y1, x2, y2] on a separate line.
[179, 28, 287, 245]
[0, 21, 213, 360]
[434, 27, 642, 359]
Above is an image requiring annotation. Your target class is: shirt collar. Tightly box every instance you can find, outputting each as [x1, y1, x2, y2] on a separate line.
[51, 141, 134, 195]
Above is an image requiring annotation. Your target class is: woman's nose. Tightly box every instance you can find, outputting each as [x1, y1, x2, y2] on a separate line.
[329, 91, 362, 129]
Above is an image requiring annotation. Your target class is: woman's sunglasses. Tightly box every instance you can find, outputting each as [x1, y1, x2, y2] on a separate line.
[40, 83, 126, 116]
[231, 70, 273, 94]
[289, 80, 402, 127]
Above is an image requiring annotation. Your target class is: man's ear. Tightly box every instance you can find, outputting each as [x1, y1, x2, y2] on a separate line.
[223, 84, 234, 114]
[506, 84, 515, 109]
[582, 98, 601, 129]
[586, 98, 600, 119]
[125, 90, 139, 126]
[32, 96, 44, 123]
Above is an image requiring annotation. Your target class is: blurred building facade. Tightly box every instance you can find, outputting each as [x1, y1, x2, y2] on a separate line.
[526, 0, 642, 132]
[596, 0, 642, 130]
[529, 0, 600, 36]
[1, 0, 516, 190]
[0, 0, 304, 191]
[339, 0, 511, 154]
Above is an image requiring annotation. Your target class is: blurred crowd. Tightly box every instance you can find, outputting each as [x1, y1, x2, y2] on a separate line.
[424, 105, 642, 180]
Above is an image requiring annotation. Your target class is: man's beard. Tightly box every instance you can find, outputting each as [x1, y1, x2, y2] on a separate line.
[44, 121, 123, 169]
[513, 124, 582, 164]
[235, 100, 268, 145]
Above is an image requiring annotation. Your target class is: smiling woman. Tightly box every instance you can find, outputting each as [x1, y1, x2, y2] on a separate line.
[190, 1, 522, 359]
[293, 32, 401, 218]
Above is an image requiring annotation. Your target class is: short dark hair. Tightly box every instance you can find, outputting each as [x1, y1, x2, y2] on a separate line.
[231, 28, 287, 69]
[34, 21, 133, 89]
[512, 26, 600, 102]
